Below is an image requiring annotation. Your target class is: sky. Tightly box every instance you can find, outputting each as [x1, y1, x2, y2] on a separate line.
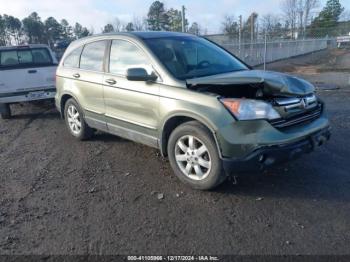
[0, 0, 349, 34]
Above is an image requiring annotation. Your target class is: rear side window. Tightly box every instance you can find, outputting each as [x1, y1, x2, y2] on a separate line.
[0, 51, 19, 66]
[80, 41, 107, 72]
[0, 48, 53, 68]
[63, 46, 83, 68]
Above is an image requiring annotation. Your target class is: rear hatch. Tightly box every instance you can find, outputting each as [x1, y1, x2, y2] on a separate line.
[0, 47, 57, 95]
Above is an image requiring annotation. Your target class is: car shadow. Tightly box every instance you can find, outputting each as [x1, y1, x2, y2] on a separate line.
[10, 111, 60, 120]
[89, 132, 128, 143]
[214, 158, 350, 202]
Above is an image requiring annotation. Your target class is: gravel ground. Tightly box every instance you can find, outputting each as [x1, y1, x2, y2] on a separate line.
[0, 49, 349, 256]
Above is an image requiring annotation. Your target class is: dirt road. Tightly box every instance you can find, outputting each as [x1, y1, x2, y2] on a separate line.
[0, 49, 349, 255]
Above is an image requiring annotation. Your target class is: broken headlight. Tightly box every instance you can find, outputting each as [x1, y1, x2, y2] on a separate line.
[221, 98, 281, 120]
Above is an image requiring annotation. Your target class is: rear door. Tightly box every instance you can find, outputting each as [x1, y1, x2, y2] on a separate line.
[0, 48, 57, 94]
[68, 40, 108, 131]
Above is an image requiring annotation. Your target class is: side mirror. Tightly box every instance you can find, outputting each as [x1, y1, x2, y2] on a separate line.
[126, 68, 158, 82]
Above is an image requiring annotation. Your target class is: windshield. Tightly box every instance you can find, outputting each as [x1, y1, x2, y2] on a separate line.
[144, 36, 248, 80]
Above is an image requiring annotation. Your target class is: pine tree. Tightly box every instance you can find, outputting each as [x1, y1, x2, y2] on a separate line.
[309, 0, 344, 36]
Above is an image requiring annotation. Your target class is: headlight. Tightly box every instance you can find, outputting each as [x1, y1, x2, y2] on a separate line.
[221, 98, 281, 120]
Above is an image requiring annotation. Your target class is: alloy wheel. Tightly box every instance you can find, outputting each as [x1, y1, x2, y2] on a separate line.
[175, 135, 212, 181]
[67, 104, 82, 135]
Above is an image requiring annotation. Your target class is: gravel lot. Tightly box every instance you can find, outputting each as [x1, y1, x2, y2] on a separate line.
[0, 49, 349, 256]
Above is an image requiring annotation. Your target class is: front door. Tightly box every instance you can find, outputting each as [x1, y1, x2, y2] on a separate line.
[103, 39, 160, 147]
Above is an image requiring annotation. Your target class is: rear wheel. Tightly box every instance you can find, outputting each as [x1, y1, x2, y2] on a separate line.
[0, 104, 11, 119]
[168, 121, 226, 190]
[64, 98, 93, 140]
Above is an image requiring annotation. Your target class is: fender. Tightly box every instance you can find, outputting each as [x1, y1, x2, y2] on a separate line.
[159, 111, 223, 158]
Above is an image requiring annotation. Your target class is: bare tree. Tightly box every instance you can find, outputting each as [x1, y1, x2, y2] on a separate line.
[222, 15, 239, 37]
[133, 16, 147, 31]
[281, 0, 298, 38]
[260, 14, 281, 34]
[112, 17, 124, 32]
[302, 0, 319, 33]
[282, 0, 319, 38]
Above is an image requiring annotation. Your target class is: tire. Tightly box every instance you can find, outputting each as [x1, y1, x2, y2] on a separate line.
[0, 104, 11, 119]
[64, 98, 93, 140]
[167, 121, 226, 190]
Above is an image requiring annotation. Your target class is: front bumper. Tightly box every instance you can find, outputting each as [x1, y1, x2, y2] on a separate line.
[222, 127, 331, 174]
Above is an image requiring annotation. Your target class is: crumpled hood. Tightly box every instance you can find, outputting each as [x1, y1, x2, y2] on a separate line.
[186, 70, 315, 97]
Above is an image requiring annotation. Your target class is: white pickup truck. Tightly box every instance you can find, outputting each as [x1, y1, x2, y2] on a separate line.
[0, 44, 58, 119]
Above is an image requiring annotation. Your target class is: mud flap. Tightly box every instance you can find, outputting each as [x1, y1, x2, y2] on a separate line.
[0, 103, 7, 114]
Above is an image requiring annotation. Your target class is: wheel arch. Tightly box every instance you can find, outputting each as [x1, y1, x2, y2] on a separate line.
[160, 113, 222, 158]
[59, 92, 79, 119]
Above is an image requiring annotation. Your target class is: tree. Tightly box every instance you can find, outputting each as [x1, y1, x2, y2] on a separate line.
[73, 23, 89, 39]
[60, 19, 73, 40]
[125, 22, 135, 32]
[260, 14, 283, 38]
[4, 15, 23, 45]
[242, 12, 258, 42]
[0, 15, 7, 45]
[22, 12, 45, 44]
[222, 15, 239, 37]
[167, 8, 187, 32]
[112, 18, 123, 32]
[188, 22, 201, 35]
[309, 0, 344, 36]
[133, 16, 147, 31]
[147, 1, 169, 31]
[281, 0, 298, 39]
[302, 0, 319, 32]
[44, 17, 62, 46]
[102, 23, 115, 33]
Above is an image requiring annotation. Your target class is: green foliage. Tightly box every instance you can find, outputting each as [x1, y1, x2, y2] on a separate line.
[309, 0, 344, 36]
[188, 22, 200, 35]
[22, 12, 45, 44]
[167, 8, 188, 32]
[0, 15, 6, 45]
[74, 23, 90, 39]
[147, 1, 170, 31]
[60, 19, 73, 41]
[102, 24, 115, 33]
[146, 1, 190, 32]
[44, 17, 62, 46]
[125, 22, 135, 32]
[0, 11, 91, 47]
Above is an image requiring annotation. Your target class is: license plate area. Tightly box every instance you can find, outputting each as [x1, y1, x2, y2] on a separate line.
[27, 91, 50, 99]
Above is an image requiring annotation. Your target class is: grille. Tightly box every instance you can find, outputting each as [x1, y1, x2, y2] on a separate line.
[271, 103, 323, 129]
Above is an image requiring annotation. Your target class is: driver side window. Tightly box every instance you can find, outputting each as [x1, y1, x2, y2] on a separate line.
[109, 40, 152, 76]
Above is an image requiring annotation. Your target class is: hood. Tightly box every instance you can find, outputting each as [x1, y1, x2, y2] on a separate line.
[186, 70, 315, 97]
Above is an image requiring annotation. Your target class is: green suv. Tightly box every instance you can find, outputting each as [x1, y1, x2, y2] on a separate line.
[55, 32, 330, 190]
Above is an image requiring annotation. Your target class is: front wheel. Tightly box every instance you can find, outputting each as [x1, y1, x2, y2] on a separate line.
[167, 121, 226, 190]
[64, 98, 93, 140]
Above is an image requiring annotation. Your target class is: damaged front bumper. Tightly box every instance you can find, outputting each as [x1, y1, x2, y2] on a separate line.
[222, 127, 331, 174]
[215, 112, 331, 174]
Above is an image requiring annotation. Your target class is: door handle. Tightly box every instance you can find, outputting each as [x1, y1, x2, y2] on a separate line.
[105, 79, 117, 85]
[73, 73, 80, 79]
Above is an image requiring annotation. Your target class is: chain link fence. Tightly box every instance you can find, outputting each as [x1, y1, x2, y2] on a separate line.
[204, 24, 350, 67]
[206, 36, 331, 66]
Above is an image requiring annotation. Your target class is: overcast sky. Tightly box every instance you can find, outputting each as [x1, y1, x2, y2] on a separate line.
[1, 0, 349, 34]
